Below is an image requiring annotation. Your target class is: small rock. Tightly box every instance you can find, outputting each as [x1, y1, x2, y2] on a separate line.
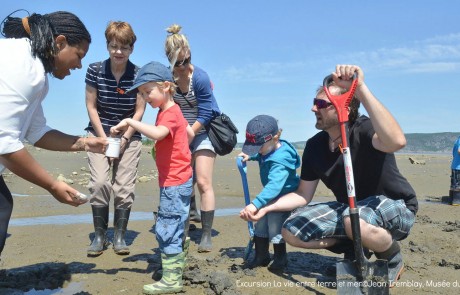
[408, 157, 426, 165]
[138, 176, 150, 183]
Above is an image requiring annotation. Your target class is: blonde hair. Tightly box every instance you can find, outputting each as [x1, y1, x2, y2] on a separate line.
[154, 81, 177, 96]
[274, 129, 283, 142]
[164, 24, 190, 68]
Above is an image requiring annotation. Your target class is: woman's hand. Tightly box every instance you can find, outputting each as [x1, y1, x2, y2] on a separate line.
[83, 137, 108, 154]
[49, 180, 88, 207]
[120, 136, 130, 152]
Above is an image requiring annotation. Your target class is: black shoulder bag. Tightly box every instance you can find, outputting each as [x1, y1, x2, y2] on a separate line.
[205, 113, 239, 156]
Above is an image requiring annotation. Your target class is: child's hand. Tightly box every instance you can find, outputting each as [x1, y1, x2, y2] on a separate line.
[238, 152, 249, 162]
[110, 119, 129, 136]
[239, 203, 258, 221]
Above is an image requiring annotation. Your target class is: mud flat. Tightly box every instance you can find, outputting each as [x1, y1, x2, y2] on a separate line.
[0, 147, 459, 294]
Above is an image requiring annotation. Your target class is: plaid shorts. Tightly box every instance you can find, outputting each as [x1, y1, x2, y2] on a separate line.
[283, 195, 415, 242]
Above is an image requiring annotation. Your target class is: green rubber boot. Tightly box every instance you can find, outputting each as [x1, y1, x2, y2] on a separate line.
[143, 252, 185, 294]
[152, 236, 190, 281]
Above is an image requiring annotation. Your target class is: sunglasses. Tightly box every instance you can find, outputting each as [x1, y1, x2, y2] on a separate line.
[174, 56, 191, 67]
[313, 98, 333, 109]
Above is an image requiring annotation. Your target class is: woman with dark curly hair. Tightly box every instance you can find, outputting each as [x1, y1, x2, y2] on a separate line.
[0, 10, 107, 258]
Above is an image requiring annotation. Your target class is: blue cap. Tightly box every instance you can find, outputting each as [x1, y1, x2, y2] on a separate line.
[127, 61, 174, 94]
[242, 115, 279, 156]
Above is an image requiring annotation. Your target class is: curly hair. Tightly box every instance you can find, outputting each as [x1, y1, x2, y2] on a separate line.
[2, 10, 91, 73]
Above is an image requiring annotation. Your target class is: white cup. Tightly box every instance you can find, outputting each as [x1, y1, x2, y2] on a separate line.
[105, 137, 121, 158]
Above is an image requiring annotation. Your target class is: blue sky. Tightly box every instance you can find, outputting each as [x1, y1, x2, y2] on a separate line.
[2, 1, 459, 142]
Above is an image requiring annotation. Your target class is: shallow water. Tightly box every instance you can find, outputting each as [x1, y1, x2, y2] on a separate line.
[9, 208, 242, 227]
[10, 192, 444, 227]
[23, 282, 83, 295]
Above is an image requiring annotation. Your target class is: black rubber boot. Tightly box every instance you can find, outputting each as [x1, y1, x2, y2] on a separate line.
[197, 210, 214, 253]
[113, 208, 131, 255]
[375, 241, 404, 287]
[0, 178, 13, 257]
[189, 195, 201, 222]
[248, 236, 271, 269]
[451, 190, 460, 206]
[87, 205, 109, 256]
[327, 240, 372, 261]
[268, 243, 287, 271]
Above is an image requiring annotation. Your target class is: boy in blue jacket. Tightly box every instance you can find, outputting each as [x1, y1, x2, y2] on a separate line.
[239, 115, 300, 271]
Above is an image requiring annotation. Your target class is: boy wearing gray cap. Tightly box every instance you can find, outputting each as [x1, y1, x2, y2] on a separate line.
[239, 115, 300, 271]
[110, 61, 193, 294]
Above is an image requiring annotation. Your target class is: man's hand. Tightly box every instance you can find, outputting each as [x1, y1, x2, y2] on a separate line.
[240, 204, 267, 222]
[332, 64, 365, 90]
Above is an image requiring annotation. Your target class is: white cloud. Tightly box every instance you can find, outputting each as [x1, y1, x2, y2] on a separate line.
[343, 36, 460, 73]
[221, 33, 460, 81]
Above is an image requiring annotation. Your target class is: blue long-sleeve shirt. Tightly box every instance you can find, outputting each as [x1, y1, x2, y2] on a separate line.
[248, 139, 301, 209]
[192, 66, 220, 126]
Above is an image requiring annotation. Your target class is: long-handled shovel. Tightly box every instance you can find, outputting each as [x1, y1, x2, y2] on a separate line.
[236, 156, 255, 262]
[323, 74, 389, 295]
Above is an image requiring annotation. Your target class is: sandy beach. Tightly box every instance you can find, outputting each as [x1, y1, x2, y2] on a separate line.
[0, 145, 459, 295]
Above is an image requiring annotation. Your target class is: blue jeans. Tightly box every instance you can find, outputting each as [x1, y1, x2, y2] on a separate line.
[254, 211, 290, 244]
[156, 177, 192, 254]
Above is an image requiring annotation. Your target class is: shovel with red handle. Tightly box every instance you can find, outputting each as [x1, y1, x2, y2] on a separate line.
[323, 74, 389, 295]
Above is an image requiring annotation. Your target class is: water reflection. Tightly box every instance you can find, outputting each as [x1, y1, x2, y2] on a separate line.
[10, 208, 242, 227]
[23, 282, 83, 295]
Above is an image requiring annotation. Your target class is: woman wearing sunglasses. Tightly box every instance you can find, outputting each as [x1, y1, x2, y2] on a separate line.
[84, 21, 145, 257]
[164, 24, 221, 253]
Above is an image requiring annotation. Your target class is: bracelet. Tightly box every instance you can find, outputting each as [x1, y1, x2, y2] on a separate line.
[122, 136, 130, 142]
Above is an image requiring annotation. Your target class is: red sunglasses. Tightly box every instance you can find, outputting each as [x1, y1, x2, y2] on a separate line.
[313, 98, 333, 109]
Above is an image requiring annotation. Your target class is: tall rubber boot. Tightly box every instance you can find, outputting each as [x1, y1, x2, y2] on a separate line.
[152, 216, 190, 281]
[0, 182, 13, 257]
[113, 208, 131, 255]
[87, 205, 109, 256]
[189, 195, 201, 222]
[268, 243, 288, 271]
[375, 241, 404, 287]
[248, 236, 271, 268]
[197, 210, 214, 253]
[143, 252, 184, 294]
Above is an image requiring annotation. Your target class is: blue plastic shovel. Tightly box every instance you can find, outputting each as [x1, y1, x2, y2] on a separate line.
[236, 156, 255, 262]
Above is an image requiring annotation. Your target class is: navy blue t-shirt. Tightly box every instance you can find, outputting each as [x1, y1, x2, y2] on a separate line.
[84, 59, 141, 138]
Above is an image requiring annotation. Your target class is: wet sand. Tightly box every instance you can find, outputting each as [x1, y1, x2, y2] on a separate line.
[0, 146, 459, 294]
